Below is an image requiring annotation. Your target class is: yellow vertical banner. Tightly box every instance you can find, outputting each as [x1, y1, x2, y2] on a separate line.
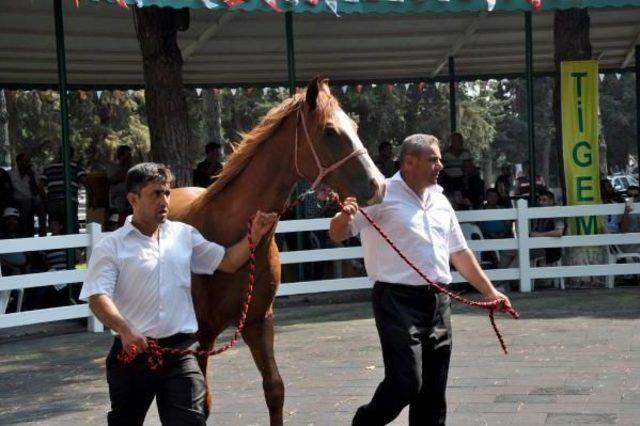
[561, 60, 602, 235]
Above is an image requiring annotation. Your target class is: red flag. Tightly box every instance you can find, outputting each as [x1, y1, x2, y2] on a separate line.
[355, 84, 363, 94]
[212, 88, 221, 97]
[530, 0, 542, 10]
[224, 0, 245, 6]
[305, 0, 319, 5]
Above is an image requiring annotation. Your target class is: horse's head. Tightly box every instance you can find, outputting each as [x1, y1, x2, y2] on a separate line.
[295, 78, 386, 206]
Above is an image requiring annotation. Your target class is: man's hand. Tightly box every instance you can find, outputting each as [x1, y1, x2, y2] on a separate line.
[120, 326, 148, 355]
[250, 211, 278, 242]
[482, 289, 513, 312]
[338, 197, 359, 224]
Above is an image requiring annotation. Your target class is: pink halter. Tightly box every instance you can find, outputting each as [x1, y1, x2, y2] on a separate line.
[294, 108, 368, 190]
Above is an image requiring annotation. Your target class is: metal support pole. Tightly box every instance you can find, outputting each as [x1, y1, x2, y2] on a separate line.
[525, 11, 536, 205]
[53, 0, 75, 272]
[448, 56, 457, 133]
[285, 11, 304, 280]
[636, 45, 640, 179]
[285, 12, 296, 96]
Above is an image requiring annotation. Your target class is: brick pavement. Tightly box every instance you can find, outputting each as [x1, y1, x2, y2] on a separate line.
[0, 287, 638, 425]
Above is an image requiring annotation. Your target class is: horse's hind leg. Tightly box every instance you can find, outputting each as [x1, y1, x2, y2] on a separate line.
[242, 313, 284, 426]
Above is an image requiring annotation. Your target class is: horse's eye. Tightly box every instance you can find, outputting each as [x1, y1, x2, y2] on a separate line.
[324, 127, 338, 137]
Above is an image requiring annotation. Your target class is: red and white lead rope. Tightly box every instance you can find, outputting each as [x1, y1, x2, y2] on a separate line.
[118, 190, 519, 370]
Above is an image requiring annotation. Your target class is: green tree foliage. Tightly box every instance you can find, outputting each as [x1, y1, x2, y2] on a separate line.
[3, 79, 635, 186]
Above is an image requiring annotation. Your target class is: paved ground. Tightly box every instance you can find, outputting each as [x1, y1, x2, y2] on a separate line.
[1, 287, 639, 426]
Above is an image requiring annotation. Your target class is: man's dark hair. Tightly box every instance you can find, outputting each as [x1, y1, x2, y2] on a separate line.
[627, 185, 640, 193]
[116, 145, 132, 158]
[126, 163, 174, 194]
[205, 142, 222, 154]
[486, 188, 499, 196]
[537, 188, 555, 201]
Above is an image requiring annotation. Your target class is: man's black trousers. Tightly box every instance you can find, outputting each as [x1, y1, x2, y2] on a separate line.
[105, 333, 206, 426]
[353, 282, 453, 426]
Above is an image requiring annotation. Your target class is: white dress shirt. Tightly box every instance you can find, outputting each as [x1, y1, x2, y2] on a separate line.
[350, 172, 467, 286]
[80, 217, 226, 338]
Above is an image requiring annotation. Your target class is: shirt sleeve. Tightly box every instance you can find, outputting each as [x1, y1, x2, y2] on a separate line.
[348, 204, 381, 237]
[448, 212, 468, 254]
[190, 226, 226, 275]
[79, 242, 119, 301]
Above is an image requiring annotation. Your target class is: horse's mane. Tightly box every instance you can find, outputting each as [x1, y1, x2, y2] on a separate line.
[193, 89, 339, 208]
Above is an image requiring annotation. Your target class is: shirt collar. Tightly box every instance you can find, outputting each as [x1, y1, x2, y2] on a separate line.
[123, 215, 171, 238]
[390, 171, 444, 205]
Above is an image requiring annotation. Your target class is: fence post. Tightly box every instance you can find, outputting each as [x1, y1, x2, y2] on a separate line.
[516, 199, 532, 292]
[86, 222, 104, 333]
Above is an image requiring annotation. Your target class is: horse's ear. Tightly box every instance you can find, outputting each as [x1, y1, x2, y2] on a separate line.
[305, 77, 320, 111]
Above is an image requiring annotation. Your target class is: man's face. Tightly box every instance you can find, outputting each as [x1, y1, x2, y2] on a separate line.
[404, 145, 443, 187]
[207, 147, 222, 163]
[119, 149, 132, 164]
[128, 181, 171, 224]
[17, 155, 31, 173]
[538, 194, 553, 207]
[628, 189, 640, 200]
[487, 191, 499, 205]
[3, 217, 19, 232]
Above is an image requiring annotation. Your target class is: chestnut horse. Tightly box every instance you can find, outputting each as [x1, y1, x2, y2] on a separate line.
[170, 78, 386, 425]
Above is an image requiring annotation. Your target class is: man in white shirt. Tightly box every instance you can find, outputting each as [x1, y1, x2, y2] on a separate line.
[329, 134, 512, 426]
[80, 162, 277, 425]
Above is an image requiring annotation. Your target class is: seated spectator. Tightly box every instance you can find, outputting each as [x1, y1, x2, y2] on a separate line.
[0, 207, 27, 313]
[449, 189, 472, 211]
[619, 185, 640, 254]
[373, 141, 399, 178]
[194, 141, 224, 188]
[461, 159, 485, 209]
[0, 167, 14, 212]
[9, 153, 46, 236]
[441, 132, 471, 193]
[494, 163, 513, 208]
[479, 189, 512, 239]
[601, 179, 622, 234]
[530, 189, 564, 264]
[41, 145, 87, 234]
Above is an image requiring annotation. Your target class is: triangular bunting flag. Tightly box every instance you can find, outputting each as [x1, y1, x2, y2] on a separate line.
[264, 0, 283, 11]
[324, 0, 338, 15]
[305, 0, 319, 5]
[224, 0, 245, 7]
[200, 0, 219, 8]
[487, 0, 496, 10]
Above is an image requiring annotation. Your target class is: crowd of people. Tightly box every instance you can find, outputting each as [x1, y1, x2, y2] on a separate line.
[2, 134, 638, 312]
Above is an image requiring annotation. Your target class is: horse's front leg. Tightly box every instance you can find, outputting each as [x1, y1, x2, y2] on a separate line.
[241, 312, 284, 426]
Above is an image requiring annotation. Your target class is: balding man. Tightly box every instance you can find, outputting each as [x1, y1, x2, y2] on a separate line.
[329, 134, 512, 426]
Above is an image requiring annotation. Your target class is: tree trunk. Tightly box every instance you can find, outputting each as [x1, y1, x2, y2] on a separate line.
[4, 90, 20, 166]
[204, 89, 224, 147]
[0, 90, 10, 167]
[134, 7, 191, 186]
[553, 9, 606, 287]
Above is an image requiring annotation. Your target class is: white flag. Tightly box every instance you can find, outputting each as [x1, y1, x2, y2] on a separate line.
[324, 0, 338, 15]
[487, 0, 496, 10]
[201, 0, 219, 8]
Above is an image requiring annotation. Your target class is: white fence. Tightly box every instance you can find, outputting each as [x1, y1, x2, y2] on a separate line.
[1, 200, 639, 332]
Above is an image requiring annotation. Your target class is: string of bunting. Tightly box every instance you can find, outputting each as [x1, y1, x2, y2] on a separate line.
[74, 0, 543, 14]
